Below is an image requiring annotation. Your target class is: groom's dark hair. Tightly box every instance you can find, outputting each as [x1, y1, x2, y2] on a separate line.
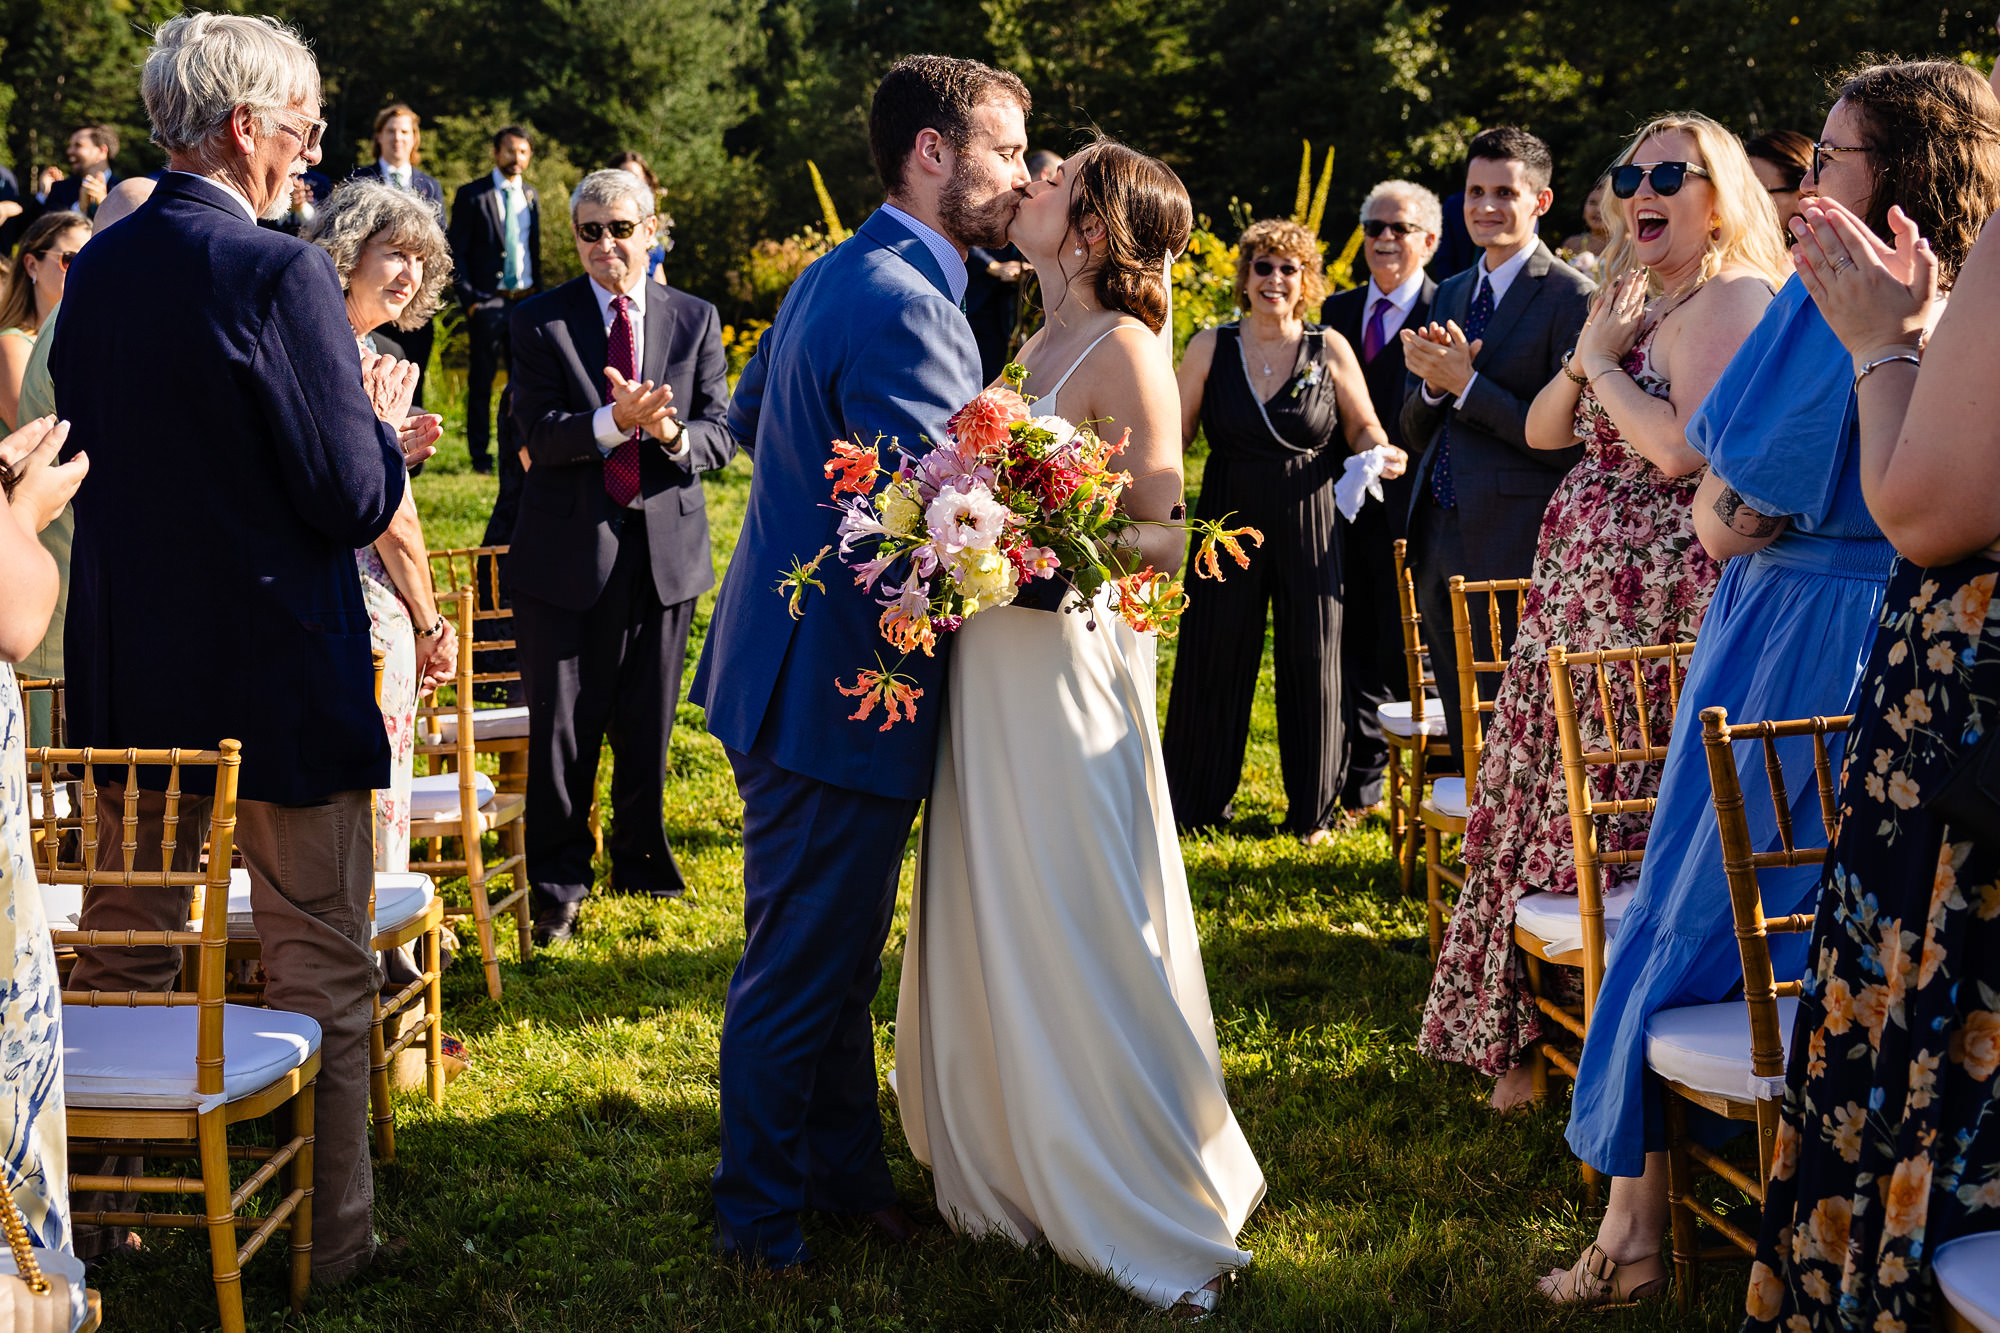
[870, 55, 1031, 196]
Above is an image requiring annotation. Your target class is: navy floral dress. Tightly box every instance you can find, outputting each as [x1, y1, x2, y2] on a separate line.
[1745, 556, 2000, 1332]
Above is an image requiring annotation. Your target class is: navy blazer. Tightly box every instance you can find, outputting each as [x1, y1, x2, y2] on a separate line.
[448, 172, 540, 306]
[689, 208, 982, 799]
[1323, 276, 1436, 542]
[41, 169, 117, 220]
[347, 161, 445, 221]
[505, 276, 734, 611]
[53, 174, 406, 802]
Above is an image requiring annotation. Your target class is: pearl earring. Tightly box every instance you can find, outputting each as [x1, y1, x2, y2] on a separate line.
[1074, 245, 1084, 257]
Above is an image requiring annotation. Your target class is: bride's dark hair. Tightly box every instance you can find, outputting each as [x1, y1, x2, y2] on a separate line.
[1063, 140, 1192, 334]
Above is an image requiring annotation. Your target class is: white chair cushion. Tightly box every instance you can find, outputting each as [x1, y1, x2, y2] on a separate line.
[26, 784, 70, 821]
[408, 770, 496, 819]
[1377, 699, 1447, 738]
[1645, 996, 1799, 1104]
[220, 868, 434, 936]
[64, 1003, 321, 1110]
[1936, 1233, 2000, 1333]
[429, 705, 531, 742]
[1426, 777, 1468, 819]
[1514, 883, 1637, 957]
[40, 883, 82, 931]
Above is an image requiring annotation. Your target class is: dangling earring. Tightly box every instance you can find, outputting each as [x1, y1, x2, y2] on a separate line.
[1073, 245, 1084, 257]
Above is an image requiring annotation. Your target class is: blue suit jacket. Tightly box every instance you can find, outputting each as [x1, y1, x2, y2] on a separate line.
[689, 208, 981, 800]
[53, 173, 406, 802]
[347, 161, 445, 222]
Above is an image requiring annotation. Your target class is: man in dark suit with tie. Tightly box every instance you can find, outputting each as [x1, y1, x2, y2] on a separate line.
[1400, 127, 1590, 766]
[1322, 179, 1440, 810]
[507, 168, 733, 944]
[449, 125, 540, 472]
[351, 103, 444, 402]
[52, 11, 441, 1278]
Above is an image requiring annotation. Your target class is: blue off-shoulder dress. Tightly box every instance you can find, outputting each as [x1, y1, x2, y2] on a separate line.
[1566, 276, 1896, 1178]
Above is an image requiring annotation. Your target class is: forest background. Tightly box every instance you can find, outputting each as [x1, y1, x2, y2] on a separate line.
[0, 0, 1989, 327]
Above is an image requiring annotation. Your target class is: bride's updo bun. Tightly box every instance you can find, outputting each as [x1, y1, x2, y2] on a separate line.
[1067, 141, 1193, 334]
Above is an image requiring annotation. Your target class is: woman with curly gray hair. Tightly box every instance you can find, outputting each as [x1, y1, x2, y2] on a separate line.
[305, 179, 457, 869]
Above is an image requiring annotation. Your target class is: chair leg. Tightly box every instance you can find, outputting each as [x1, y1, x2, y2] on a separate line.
[1425, 825, 1445, 959]
[1386, 744, 1406, 880]
[1405, 748, 1431, 898]
[425, 922, 445, 1106]
[1665, 1095, 1697, 1312]
[1580, 1161, 1602, 1209]
[369, 989, 395, 1162]
[1522, 955, 1550, 1101]
[198, 1110, 246, 1333]
[509, 818, 533, 970]
[291, 1080, 315, 1313]
[466, 865, 503, 1003]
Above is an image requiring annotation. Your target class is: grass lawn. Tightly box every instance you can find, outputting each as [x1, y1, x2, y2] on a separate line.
[87, 367, 1753, 1331]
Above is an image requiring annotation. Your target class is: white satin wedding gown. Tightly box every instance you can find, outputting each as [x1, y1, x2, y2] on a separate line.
[894, 336, 1266, 1310]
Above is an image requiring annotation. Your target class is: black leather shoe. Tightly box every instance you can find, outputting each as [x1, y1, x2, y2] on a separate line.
[863, 1204, 921, 1246]
[532, 900, 580, 946]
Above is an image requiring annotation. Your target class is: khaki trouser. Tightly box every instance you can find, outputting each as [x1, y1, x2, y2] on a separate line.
[67, 786, 379, 1280]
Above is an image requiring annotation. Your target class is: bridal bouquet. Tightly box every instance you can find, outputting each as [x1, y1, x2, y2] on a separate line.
[777, 366, 1263, 729]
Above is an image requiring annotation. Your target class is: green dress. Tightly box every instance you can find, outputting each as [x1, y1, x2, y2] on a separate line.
[12, 311, 68, 748]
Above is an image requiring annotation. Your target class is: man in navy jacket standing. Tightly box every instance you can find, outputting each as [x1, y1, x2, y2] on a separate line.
[52, 12, 439, 1281]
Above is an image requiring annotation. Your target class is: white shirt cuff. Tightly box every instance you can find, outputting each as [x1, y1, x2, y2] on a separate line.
[592, 405, 624, 451]
[1453, 371, 1480, 410]
[662, 429, 690, 461]
[1421, 381, 1448, 406]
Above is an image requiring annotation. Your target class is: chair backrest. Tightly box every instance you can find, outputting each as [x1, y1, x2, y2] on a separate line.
[14, 676, 64, 746]
[1697, 705, 1850, 1097]
[427, 545, 517, 697]
[1549, 641, 1697, 1010]
[31, 743, 243, 1101]
[1447, 574, 1532, 774]
[1392, 539, 1436, 728]
[412, 590, 490, 873]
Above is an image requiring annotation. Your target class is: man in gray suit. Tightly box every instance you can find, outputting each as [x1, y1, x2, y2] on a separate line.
[1400, 126, 1591, 766]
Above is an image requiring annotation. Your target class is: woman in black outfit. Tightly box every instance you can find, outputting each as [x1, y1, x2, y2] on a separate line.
[1164, 219, 1407, 844]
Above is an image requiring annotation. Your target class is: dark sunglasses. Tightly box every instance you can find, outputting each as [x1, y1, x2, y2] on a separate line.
[1362, 219, 1427, 238]
[575, 219, 642, 243]
[33, 248, 77, 270]
[1610, 161, 1711, 199]
[1251, 259, 1300, 277]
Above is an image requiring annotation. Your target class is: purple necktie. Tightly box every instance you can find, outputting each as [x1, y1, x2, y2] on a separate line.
[603, 295, 642, 507]
[1362, 296, 1391, 363]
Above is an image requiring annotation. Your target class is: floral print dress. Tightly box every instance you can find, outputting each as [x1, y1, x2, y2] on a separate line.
[0, 664, 69, 1252]
[1420, 323, 1722, 1076]
[1745, 557, 2000, 1333]
[357, 545, 417, 872]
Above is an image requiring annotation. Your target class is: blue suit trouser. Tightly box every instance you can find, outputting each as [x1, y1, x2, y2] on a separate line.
[712, 746, 920, 1262]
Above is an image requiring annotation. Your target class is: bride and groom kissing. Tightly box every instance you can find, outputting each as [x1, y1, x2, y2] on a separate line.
[688, 54, 1265, 1314]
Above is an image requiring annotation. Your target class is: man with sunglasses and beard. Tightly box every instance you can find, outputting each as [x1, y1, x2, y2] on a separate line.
[504, 167, 733, 946]
[1398, 125, 1592, 770]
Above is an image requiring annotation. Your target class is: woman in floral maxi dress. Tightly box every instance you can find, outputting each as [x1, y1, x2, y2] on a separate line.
[1420, 115, 1790, 1109]
[1743, 174, 2000, 1331]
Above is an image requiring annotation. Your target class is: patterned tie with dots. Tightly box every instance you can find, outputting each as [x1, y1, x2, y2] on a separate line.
[1429, 274, 1493, 511]
[603, 295, 642, 507]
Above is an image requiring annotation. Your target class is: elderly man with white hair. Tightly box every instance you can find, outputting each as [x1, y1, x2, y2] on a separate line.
[1321, 179, 1441, 812]
[51, 11, 439, 1280]
[506, 167, 733, 945]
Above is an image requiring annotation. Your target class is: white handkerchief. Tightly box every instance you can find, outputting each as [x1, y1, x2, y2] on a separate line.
[1336, 446, 1392, 521]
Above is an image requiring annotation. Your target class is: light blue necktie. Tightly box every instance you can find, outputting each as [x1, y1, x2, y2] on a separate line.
[501, 184, 521, 290]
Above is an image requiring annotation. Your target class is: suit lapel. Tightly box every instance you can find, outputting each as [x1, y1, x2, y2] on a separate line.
[481, 177, 504, 239]
[1409, 276, 1437, 331]
[641, 287, 675, 384]
[568, 281, 611, 405]
[1472, 242, 1553, 369]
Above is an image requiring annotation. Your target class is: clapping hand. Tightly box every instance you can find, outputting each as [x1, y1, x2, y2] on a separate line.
[398, 412, 442, 466]
[79, 170, 108, 210]
[605, 366, 680, 443]
[35, 166, 62, 197]
[1, 417, 87, 533]
[1575, 270, 1648, 378]
[360, 353, 438, 467]
[1399, 320, 1483, 398]
[1790, 198, 1939, 364]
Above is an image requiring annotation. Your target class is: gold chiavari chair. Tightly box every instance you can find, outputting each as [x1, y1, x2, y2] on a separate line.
[14, 677, 78, 880]
[1515, 641, 1697, 1103]
[412, 589, 529, 1001]
[1379, 540, 1451, 893]
[1419, 574, 1530, 958]
[29, 743, 317, 1333]
[1654, 705, 1849, 1311]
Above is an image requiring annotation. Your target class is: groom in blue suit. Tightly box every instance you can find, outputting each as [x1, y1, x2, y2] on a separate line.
[689, 55, 1032, 1265]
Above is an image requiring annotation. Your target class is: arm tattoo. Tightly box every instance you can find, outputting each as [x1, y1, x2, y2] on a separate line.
[1713, 485, 1784, 539]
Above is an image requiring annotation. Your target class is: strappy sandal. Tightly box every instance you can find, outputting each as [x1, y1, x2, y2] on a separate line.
[1537, 1242, 1667, 1307]
[1170, 1276, 1225, 1322]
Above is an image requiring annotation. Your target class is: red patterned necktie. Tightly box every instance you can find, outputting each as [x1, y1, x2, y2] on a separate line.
[603, 294, 642, 506]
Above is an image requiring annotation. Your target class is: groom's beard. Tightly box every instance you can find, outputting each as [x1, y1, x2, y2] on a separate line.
[938, 162, 1017, 250]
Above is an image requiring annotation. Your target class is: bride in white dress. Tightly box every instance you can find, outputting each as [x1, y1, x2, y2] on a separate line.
[894, 140, 1266, 1314]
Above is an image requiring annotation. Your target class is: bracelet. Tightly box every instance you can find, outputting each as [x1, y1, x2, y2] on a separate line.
[1854, 351, 1921, 391]
[413, 613, 446, 640]
[1561, 349, 1589, 387]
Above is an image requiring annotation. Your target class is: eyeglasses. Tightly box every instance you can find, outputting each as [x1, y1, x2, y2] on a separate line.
[1810, 141, 1869, 180]
[33, 248, 79, 270]
[271, 110, 326, 154]
[1609, 161, 1711, 198]
[1250, 259, 1300, 277]
[575, 219, 643, 243]
[1362, 219, 1427, 238]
